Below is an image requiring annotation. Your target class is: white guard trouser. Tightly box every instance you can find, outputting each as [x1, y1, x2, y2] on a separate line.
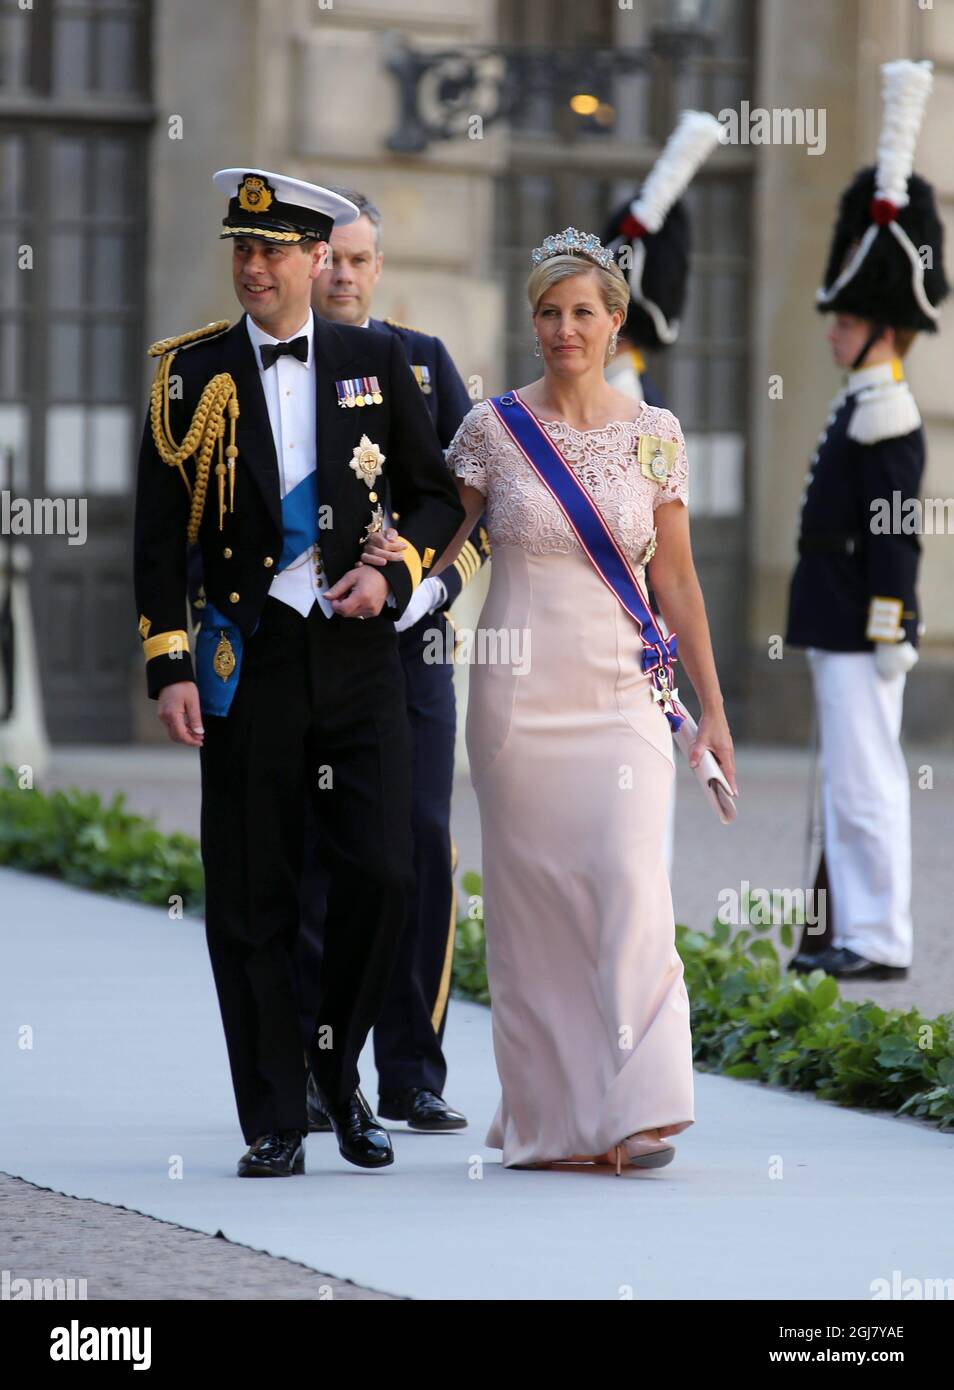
[807, 649, 913, 967]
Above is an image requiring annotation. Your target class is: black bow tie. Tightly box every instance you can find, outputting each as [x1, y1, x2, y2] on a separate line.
[259, 336, 308, 369]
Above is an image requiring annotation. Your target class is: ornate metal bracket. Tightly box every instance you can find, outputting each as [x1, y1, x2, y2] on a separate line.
[382, 7, 718, 154]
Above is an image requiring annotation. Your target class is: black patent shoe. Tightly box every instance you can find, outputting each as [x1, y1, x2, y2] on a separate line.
[378, 1087, 468, 1130]
[237, 1130, 305, 1178]
[306, 1072, 333, 1132]
[318, 1087, 394, 1169]
[790, 946, 837, 975]
[821, 947, 909, 981]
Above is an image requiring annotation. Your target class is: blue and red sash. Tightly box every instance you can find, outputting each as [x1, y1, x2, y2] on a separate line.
[487, 390, 685, 733]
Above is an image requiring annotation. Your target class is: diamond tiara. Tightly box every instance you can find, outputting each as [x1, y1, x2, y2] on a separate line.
[530, 227, 616, 271]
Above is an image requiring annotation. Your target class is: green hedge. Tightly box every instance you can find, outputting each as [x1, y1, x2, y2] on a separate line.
[0, 766, 204, 912]
[2, 769, 952, 1129]
[452, 871, 954, 1131]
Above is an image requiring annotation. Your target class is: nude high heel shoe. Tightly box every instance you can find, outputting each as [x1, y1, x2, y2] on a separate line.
[614, 1133, 676, 1173]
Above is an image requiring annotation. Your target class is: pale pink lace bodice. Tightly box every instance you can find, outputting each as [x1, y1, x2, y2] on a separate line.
[445, 397, 689, 565]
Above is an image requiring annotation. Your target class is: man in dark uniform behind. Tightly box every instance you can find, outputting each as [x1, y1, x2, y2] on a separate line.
[298, 189, 489, 1132]
[133, 168, 464, 1176]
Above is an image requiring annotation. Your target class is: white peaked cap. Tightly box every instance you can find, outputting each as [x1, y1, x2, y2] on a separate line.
[213, 168, 360, 242]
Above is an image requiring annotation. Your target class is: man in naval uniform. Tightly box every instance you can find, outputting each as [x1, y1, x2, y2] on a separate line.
[300, 188, 488, 1133]
[133, 169, 464, 1176]
[602, 111, 724, 877]
[787, 61, 949, 981]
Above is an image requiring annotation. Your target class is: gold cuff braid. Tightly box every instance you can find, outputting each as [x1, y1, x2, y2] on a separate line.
[398, 538, 423, 591]
[142, 630, 191, 662]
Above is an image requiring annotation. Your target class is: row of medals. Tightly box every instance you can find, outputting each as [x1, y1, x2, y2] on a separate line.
[338, 386, 383, 408]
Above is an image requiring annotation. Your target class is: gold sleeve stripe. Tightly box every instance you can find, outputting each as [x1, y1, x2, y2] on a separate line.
[453, 540, 481, 587]
[142, 630, 191, 662]
[866, 596, 904, 643]
[398, 538, 423, 591]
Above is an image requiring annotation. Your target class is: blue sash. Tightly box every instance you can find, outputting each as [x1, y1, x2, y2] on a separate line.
[487, 390, 685, 733]
[196, 469, 321, 716]
[195, 600, 249, 717]
[278, 470, 320, 571]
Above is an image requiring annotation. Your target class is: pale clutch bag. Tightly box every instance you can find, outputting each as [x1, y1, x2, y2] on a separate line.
[673, 709, 737, 825]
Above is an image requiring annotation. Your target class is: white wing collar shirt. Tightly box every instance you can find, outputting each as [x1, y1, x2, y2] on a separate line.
[246, 311, 333, 619]
[245, 311, 397, 618]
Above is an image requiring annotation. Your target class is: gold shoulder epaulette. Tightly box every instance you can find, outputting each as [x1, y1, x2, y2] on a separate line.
[383, 316, 420, 333]
[147, 320, 231, 358]
[148, 319, 238, 544]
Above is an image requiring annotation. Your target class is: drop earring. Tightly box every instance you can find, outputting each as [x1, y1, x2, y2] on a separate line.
[533, 335, 541, 357]
[608, 332, 618, 357]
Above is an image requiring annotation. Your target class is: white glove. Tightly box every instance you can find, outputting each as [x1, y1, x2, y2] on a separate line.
[874, 640, 919, 680]
[394, 575, 447, 633]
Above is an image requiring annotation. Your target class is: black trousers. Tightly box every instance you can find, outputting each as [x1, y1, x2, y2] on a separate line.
[295, 611, 458, 1098]
[199, 596, 413, 1144]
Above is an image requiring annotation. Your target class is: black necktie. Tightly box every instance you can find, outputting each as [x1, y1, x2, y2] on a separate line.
[259, 336, 308, 369]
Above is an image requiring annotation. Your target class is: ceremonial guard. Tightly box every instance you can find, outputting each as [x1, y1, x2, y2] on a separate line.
[602, 111, 722, 410]
[787, 61, 948, 980]
[302, 189, 488, 1132]
[133, 169, 464, 1175]
[602, 110, 724, 874]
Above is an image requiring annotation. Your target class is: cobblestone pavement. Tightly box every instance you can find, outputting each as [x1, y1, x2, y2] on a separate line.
[0, 1173, 397, 1301]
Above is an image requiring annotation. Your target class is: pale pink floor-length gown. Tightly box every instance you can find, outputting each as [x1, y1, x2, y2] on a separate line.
[445, 396, 695, 1167]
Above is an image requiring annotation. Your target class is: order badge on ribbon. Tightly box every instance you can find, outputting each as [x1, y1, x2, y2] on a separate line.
[350, 435, 387, 542]
[641, 633, 681, 721]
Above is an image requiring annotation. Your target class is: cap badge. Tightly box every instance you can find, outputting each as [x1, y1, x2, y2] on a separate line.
[238, 174, 274, 215]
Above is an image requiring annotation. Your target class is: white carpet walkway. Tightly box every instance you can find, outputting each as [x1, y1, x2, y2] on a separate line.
[2, 868, 951, 1300]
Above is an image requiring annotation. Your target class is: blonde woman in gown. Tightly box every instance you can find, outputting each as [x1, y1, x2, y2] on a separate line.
[360, 234, 736, 1172]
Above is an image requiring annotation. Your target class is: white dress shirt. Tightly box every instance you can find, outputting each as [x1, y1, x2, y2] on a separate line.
[245, 311, 397, 619]
[246, 312, 333, 619]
